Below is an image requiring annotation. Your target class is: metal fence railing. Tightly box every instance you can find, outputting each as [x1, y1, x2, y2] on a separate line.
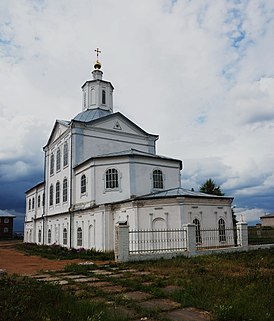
[248, 227, 274, 245]
[129, 228, 187, 254]
[196, 228, 237, 250]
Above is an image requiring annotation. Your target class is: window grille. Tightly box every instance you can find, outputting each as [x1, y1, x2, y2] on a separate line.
[193, 218, 202, 243]
[49, 185, 54, 206]
[81, 175, 86, 194]
[218, 218, 226, 242]
[63, 228, 67, 245]
[153, 169, 163, 189]
[63, 142, 68, 167]
[77, 227, 82, 246]
[56, 148, 61, 171]
[50, 154, 54, 175]
[63, 178, 68, 202]
[56, 181, 60, 204]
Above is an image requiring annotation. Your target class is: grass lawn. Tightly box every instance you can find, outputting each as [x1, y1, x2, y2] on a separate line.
[2, 246, 273, 321]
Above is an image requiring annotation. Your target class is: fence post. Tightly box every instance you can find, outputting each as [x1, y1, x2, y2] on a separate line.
[184, 223, 197, 256]
[237, 222, 248, 250]
[115, 223, 129, 262]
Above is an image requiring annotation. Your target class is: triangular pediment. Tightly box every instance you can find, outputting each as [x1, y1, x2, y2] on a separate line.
[83, 112, 158, 139]
[45, 120, 70, 148]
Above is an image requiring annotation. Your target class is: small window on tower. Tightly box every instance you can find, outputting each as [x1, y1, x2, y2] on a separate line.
[84, 92, 87, 107]
[102, 89, 106, 105]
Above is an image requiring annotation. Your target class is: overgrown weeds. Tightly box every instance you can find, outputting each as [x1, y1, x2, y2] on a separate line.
[0, 274, 127, 321]
[16, 243, 114, 261]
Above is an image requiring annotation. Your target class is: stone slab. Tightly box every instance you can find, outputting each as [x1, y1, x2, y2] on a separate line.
[73, 277, 99, 283]
[88, 281, 112, 287]
[90, 270, 113, 275]
[100, 285, 126, 294]
[65, 274, 87, 279]
[160, 308, 211, 321]
[162, 285, 181, 294]
[139, 298, 181, 312]
[122, 291, 153, 301]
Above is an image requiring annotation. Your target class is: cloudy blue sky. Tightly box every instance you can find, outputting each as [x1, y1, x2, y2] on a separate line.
[1, 0, 274, 230]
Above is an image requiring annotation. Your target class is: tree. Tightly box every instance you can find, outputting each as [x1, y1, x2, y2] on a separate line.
[199, 178, 224, 196]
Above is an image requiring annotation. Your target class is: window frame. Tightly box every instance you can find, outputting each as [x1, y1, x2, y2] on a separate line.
[4, 227, 8, 233]
[77, 227, 82, 246]
[38, 229, 42, 243]
[218, 218, 226, 242]
[105, 168, 119, 190]
[50, 154, 54, 175]
[56, 148, 61, 172]
[48, 229, 51, 244]
[152, 169, 164, 189]
[38, 195, 41, 208]
[63, 228, 68, 245]
[4, 218, 9, 224]
[81, 174, 87, 194]
[63, 142, 68, 167]
[49, 184, 54, 206]
[102, 89, 106, 105]
[56, 181, 60, 204]
[193, 218, 202, 244]
[63, 178, 68, 203]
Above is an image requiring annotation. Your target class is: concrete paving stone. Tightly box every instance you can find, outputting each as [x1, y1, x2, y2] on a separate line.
[134, 271, 151, 276]
[139, 298, 181, 312]
[87, 281, 112, 287]
[32, 274, 52, 279]
[111, 306, 138, 319]
[64, 274, 87, 279]
[100, 285, 126, 294]
[142, 282, 154, 286]
[39, 277, 61, 282]
[78, 261, 95, 265]
[73, 277, 99, 283]
[90, 297, 107, 303]
[57, 280, 69, 285]
[160, 308, 211, 321]
[162, 285, 181, 294]
[122, 291, 153, 301]
[108, 273, 123, 278]
[90, 270, 113, 275]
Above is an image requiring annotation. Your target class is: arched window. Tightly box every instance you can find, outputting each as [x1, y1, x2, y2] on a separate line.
[63, 142, 68, 167]
[49, 184, 54, 206]
[218, 218, 226, 242]
[81, 174, 87, 194]
[38, 195, 41, 208]
[102, 89, 106, 104]
[56, 181, 60, 204]
[193, 218, 202, 244]
[28, 199, 31, 211]
[4, 218, 9, 223]
[48, 229, 51, 244]
[42, 193, 45, 207]
[32, 197, 35, 210]
[50, 154, 54, 175]
[38, 229, 41, 243]
[77, 227, 82, 246]
[63, 228, 68, 245]
[63, 178, 68, 203]
[153, 169, 163, 189]
[4, 227, 8, 233]
[56, 148, 61, 171]
[105, 168, 119, 189]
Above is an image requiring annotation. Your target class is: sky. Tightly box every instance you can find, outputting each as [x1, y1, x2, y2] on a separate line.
[0, 0, 274, 230]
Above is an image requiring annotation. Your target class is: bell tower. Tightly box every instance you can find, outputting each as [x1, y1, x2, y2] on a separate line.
[81, 48, 114, 112]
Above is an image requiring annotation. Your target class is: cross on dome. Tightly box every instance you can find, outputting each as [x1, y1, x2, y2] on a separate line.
[94, 47, 102, 70]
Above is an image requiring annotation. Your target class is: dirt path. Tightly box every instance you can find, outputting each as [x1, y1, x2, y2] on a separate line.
[0, 240, 82, 275]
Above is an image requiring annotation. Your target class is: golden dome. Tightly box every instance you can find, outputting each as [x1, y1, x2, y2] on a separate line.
[94, 60, 101, 70]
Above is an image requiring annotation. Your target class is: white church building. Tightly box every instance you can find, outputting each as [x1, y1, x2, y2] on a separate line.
[24, 56, 234, 251]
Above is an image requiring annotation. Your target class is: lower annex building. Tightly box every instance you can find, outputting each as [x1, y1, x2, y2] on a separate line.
[24, 56, 234, 251]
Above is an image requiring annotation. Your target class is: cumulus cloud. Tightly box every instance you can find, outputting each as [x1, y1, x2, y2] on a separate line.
[0, 0, 274, 225]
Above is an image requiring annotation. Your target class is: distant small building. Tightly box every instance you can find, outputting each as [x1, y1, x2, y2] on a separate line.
[260, 213, 274, 227]
[0, 213, 16, 239]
